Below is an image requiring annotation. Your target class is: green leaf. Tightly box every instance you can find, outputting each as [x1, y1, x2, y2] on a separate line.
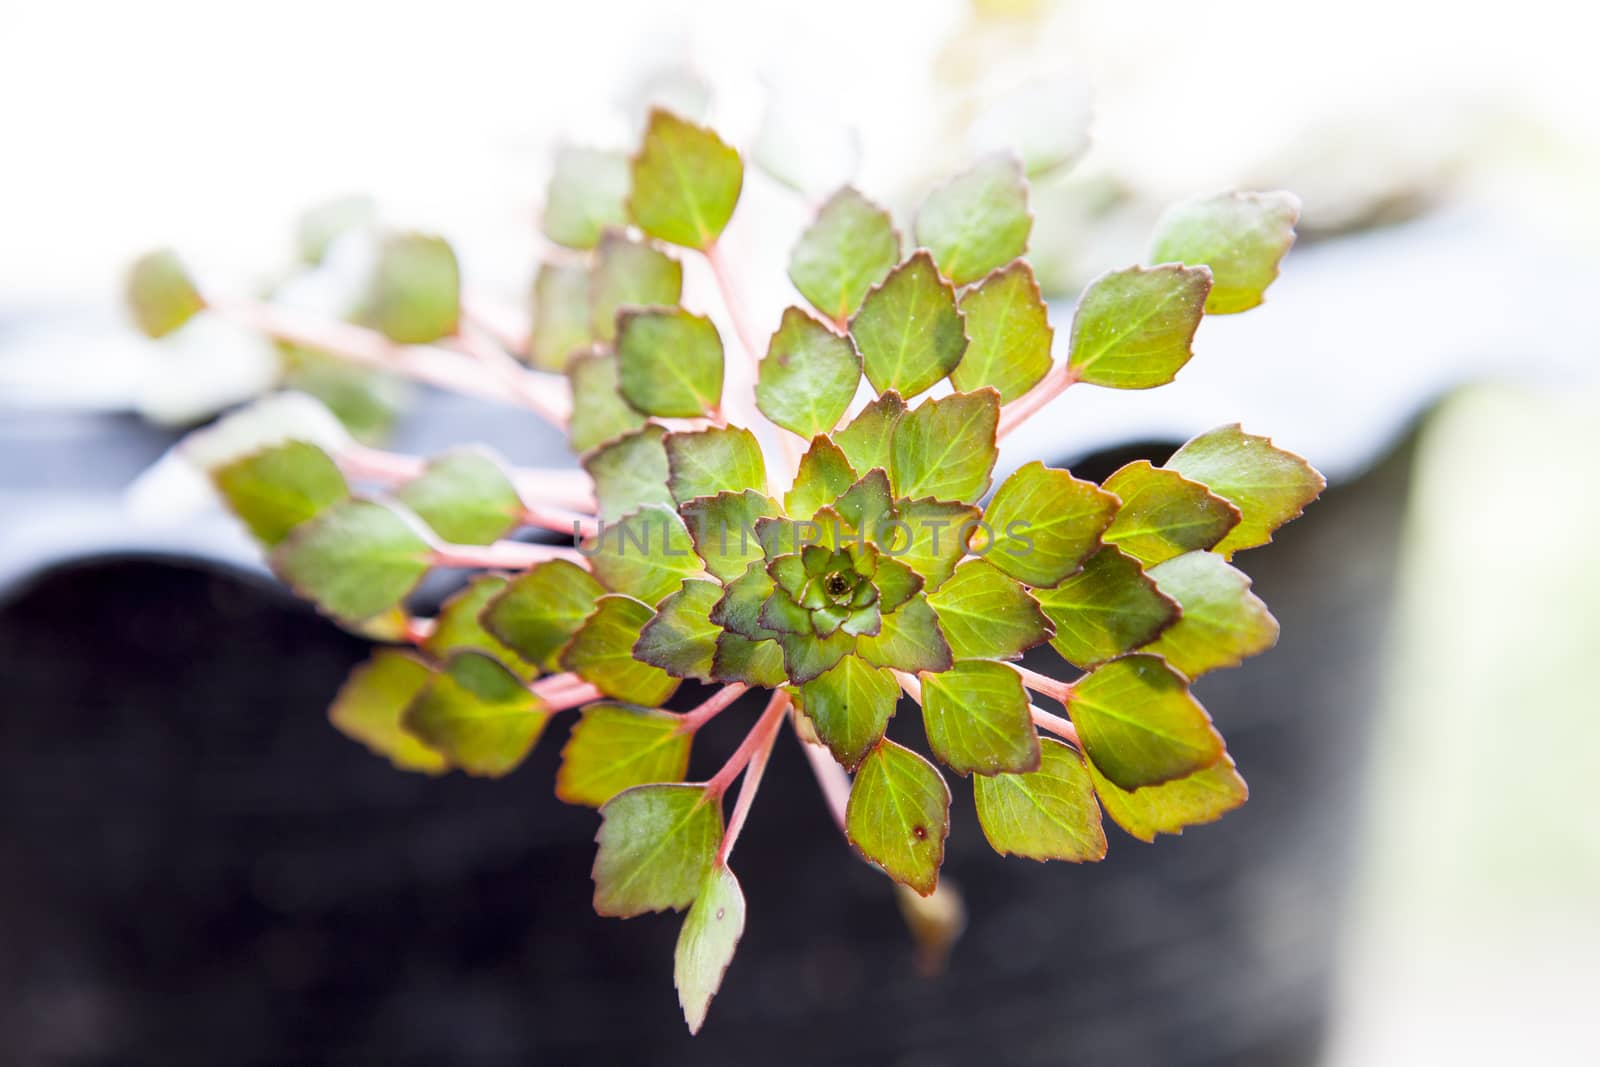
[328, 649, 448, 774]
[212, 439, 349, 547]
[666, 426, 767, 504]
[588, 504, 704, 606]
[543, 145, 632, 250]
[788, 187, 901, 323]
[1143, 550, 1279, 678]
[709, 562, 778, 641]
[1149, 191, 1300, 315]
[481, 560, 607, 671]
[832, 392, 906, 478]
[634, 579, 723, 681]
[590, 231, 684, 344]
[394, 448, 522, 546]
[584, 424, 674, 523]
[680, 490, 777, 582]
[856, 595, 953, 674]
[1032, 546, 1178, 668]
[593, 782, 722, 916]
[363, 232, 460, 344]
[798, 654, 900, 771]
[981, 460, 1118, 587]
[756, 308, 862, 437]
[403, 651, 550, 777]
[920, 660, 1039, 776]
[278, 347, 407, 444]
[785, 436, 859, 520]
[850, 252, 967, 398]
[562, 594, 681, 706]
[778, 628, 855, 685]
[1065, 264, 1212, 389]
[926, 559, 1051, 661]
[846, 740, 951, 895]
[422, 574, 538, 681]
[296, 194, 376, 265]
[272, 498, 432, 623]
[528, 261, 593, 371]
[675, 864, 746, 1035]
[832, 469, 894, 540]
[710, 633, 788, 687]
[973, 738, 1107, 861]
[1164, 424, 1325, 558]
[884, 498, 979, 592]
[567, 350, 648, 453]
[890, 390, 999, 503]
[557, 702, 693, 807]
[1101, 460, 1241, 566]
[950, 260, 1053, 402]
[1087, 753, 1248, 842]
[617, 308, 725, 418]
[628, 109, 743, 250]
[126, 248, 204, 338]
[914, 154, 1032, 286]
[1066, 654, 1223, 791]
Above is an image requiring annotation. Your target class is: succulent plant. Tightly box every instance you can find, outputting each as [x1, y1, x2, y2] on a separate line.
[127, 106, 1322, 1034]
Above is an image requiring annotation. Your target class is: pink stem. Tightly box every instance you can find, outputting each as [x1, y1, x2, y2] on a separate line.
[521, 504, 597, 540]
[677, 684, 749, 733]
[997, 363, 1079, 439]
[339, 444, 597, 514]
[1030, 706, 1081, 747]
[704, 688, 790, 800]
[894, 670, 923, 702]
[717, 689, 791, 863]
[430, 541, 589, 570]
[540, 681, 605, 712]
[451, 323, 571, 426]
[1011, 663, 1072, 703]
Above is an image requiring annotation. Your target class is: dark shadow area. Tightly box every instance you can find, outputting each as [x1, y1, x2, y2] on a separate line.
[0, 437, 1415, 1067]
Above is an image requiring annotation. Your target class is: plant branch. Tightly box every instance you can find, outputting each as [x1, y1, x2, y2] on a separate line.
[533, 675, 605, 712]
[339, 443, 597, 513]
[430, 540, 588, 570]
[1029, 705, 1080, 747]
[451, 321, 571, 426]
[996, 362, 1080, 439]
[704, 687, 790, 801]
[717, 689, 791, 863]
[894, 670, 923, 703]
[1010, 663, 1073, 704]
[676, 683, 749, 733]
[207, 294, 570, 422]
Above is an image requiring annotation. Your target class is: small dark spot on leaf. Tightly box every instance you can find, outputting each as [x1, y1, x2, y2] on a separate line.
[912, 824, 928, 840]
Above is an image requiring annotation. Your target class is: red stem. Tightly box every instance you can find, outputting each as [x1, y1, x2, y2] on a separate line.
[1011, 663, 1072, 704]
[340, 444, 596, 513]
[1030, 706, 1081, 747]
[676, 684, 749, 733]
[716, 689, 791, 863]
[430, 541, 588, 570]
[996, 363, 1079, 439]
[704, 688, 790, 800]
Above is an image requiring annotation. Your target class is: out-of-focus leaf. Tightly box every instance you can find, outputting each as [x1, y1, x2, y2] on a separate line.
[362, 232, 460, 344]
[584, 424, 674, 524]
[528, 262, 593, 372]
[403, 651, 550, 777]
[590, 231, 683, 344]
[617, 308, 724, 418]
[567, 350, 648, 453]
[629, 109, 743, 250]
[297, 194, 377, 265]
[788, 187, 900, 323]
[914, 155, 1032, 286]
[967, 72, 1092, 179]
[127, 248, 205, 338]
[394, 448, 522, 546]
[543, 146, 632, 250]
[328, 649, 448, 774]
[1149, 191, 1300, 314]
[422, 574, 539, 681]
[272, 498, 432, 623]
[481, 559, 607, 671]
[212, 439, 349, 547]
[562, 594, 681, 706]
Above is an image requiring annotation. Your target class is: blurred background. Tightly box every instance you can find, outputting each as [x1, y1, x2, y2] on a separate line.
[2, 0, 1596, 1063]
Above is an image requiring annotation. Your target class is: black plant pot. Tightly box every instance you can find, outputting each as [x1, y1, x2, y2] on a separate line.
[0, 434, 1414, 1067]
